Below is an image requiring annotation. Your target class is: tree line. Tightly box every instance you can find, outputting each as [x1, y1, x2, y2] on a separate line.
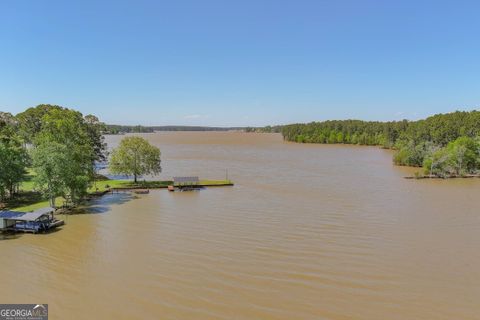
[105, 125, 246, 134]
[280, 110, 480, 177]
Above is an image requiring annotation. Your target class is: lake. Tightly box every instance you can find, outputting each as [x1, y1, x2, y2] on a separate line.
[1, 132, 479, 319]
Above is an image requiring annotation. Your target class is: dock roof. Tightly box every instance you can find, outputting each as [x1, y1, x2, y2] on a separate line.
[0, 211, 25, 219]
[0, 207, 54, 222]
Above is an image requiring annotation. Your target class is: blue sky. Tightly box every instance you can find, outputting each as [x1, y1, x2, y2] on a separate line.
[0, 0, 479, 126]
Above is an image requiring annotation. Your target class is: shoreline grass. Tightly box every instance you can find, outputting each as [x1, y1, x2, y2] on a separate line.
[6, 178, 233, 212]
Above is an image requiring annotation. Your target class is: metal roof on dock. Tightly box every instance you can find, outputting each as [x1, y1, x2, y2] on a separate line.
[0, 207, 54, 222]
[0, 211, 25, 219]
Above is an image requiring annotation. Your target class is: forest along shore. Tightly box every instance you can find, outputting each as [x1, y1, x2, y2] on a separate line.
[277, 110, 480, 178]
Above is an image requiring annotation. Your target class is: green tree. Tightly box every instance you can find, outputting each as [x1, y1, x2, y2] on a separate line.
[336, 132, 344, 143]
[109, 137, 161, 183]
[31, 142, 70, 207]
[446, 136, 478, 175]
[475, 135, 480, 158]
[31, 107, 99, 205]
[16, 104, 63, 143]
[328, 131, 337, 144]
[295, 135, 306, 143]
[0, 142, 28, 200]
[0, 112, 28, 200]
[84, 114, 107, 162]
[423, 136, 479, 177]
[423, 148, 451, 178]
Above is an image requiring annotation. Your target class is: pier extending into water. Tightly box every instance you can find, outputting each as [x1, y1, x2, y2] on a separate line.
[102, 178, 234, 192]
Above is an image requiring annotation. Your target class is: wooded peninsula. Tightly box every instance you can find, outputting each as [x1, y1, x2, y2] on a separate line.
[0, 104, 230, 212]
[278, 110, 480, 177]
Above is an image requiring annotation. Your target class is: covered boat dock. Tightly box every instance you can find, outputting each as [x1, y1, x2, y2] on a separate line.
[0, 207, 64, 233]
[170, 176, 201, 191]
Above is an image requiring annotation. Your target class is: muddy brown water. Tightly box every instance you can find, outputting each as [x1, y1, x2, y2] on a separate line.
[1, 132, 479, 320]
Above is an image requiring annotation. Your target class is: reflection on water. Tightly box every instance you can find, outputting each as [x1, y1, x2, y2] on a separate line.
[73, 193, 137, 215]
[1, 132, 479, 320]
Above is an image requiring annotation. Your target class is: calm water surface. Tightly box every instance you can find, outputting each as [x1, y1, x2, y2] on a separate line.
[1, 132, 479, 320]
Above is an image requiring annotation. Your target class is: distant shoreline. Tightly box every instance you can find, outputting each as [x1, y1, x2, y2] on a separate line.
[103, 125, 251, 135]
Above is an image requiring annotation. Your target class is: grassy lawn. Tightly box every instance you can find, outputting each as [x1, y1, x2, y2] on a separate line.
[90, 179, 233, 191]
[19, 171, 35, 192]
[4, 171, 62, 211]
[12, 198, 64, 212]
[4, 190, 64, 212]
[199, 179, 233, 186]
[89, 179, 172, 192]
[4, 178, 233, 212]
